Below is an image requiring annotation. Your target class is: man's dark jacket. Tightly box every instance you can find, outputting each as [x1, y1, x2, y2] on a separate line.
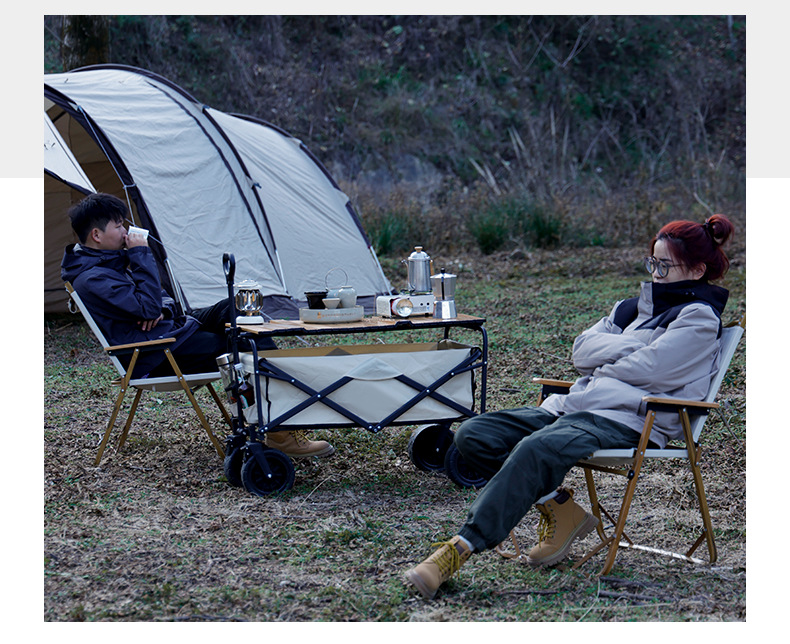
[61, 244, 199, 377]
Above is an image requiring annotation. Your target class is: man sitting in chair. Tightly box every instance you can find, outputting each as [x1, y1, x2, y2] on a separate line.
[61, 192, 333, 458]
[404, 214, 734, 600]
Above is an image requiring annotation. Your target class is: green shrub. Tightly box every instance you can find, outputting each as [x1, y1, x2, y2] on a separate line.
[466, 207, 509, 254]
[516, 205, 563, 249]
[368, 211, 416, 256]
[467, 195, 564, 254]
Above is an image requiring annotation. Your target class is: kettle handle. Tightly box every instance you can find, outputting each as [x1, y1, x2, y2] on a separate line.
[325, 267, 349, 290]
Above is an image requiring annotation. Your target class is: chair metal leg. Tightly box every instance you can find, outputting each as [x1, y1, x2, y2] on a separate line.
[495, 530, 524, 560]
[575, 409, 719, 574]
[206, 381, 233, 430]
[163, 350, 226, 459]
[95, 384, 127, 465]
[680, 409, 717, 563]
[502, 407, 717, 575]
[598, 414, 654, 575]
[573, 412, 656, 575]
[573, 469, 623, 572]
[116, 388, 144, 450]
[95, 349, 140, 466]
[583, 468, 608, 542]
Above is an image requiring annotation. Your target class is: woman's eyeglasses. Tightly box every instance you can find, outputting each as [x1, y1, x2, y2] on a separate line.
[643, 256, 684, 278]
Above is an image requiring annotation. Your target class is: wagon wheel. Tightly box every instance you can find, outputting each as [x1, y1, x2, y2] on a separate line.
[240, 448, 295, 497]
[222, 434, 248, 487]
[223, 445, 245, 487]
[407, 424, 455, 473]
[444, 443, 488, 489]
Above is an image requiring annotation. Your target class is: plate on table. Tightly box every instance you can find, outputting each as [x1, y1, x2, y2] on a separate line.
[299, 305, 364, 324]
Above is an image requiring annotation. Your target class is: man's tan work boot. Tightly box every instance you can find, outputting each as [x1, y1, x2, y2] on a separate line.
[264, 430, 335, 458]
[404, 536, 472, 600]
[527, 488, 598, 568]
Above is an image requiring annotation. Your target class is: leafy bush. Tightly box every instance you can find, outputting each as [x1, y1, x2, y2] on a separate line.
[467, 195, 564, 254]
[466, 208, 509, 255]
[366, 211, 418, 256]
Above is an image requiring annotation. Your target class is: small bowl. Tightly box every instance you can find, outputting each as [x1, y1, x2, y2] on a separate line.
[322, 297, 341, 309]
[305, 290, 328, 309]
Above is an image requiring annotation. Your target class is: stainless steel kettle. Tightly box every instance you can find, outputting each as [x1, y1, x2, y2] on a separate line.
[404, 246, 433, 293]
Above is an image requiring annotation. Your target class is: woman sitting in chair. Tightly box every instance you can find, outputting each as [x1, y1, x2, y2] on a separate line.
[404, 214, 734, 600]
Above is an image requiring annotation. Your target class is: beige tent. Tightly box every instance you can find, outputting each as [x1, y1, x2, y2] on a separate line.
[45, 64, 391, 314]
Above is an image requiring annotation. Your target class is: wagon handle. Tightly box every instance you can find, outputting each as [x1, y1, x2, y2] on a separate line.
[223, 253, 239, 333]
[223, 253, 236, 286]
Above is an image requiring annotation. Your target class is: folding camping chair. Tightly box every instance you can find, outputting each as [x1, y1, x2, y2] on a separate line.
[64, 282, 230, 465]
[498, 313, 745, 575]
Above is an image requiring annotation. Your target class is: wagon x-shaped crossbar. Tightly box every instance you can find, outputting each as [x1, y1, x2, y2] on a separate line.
[248, 347, 483, 434]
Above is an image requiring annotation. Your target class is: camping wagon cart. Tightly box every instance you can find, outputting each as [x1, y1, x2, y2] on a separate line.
[220, 255, 489, 497]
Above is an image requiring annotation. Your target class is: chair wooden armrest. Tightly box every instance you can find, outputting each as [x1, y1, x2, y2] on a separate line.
[642, 395, 719, 415]
[533, 377, 575, 388]
[105, 337, 177, 353]
[532, 377, 574, 404]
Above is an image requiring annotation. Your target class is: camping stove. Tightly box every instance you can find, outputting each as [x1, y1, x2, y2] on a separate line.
[376, 292, 435, 318]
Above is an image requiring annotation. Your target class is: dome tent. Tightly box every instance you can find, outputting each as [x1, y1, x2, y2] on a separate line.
[44, 64, 391, 315]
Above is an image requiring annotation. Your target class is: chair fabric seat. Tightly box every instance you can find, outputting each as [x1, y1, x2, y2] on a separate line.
[114, 371, 223, 392]
[582, 445, 690, 467]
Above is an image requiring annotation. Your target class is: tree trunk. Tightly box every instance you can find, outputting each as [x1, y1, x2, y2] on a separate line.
[61, 15, 110, 71]
[257, 15, 286, 60]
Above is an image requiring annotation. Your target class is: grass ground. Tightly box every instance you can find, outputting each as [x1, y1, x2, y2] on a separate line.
[43, 248, 746, 622]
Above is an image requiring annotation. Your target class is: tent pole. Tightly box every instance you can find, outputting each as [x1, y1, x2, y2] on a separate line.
[164, 258, 187, 316]
[273, 249, 289, 293]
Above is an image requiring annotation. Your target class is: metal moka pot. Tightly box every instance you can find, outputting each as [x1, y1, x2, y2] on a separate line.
[404, 246, 433, 293]
[430, 268, 457, 319]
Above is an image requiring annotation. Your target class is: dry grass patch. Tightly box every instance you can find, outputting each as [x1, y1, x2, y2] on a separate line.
[44, 249, 745, 621]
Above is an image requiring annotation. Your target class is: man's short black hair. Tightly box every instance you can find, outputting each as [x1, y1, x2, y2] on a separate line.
[68, 193, 128, 244]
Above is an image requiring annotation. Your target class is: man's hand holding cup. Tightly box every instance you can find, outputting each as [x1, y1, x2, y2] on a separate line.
[126, 226, 150, 248]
